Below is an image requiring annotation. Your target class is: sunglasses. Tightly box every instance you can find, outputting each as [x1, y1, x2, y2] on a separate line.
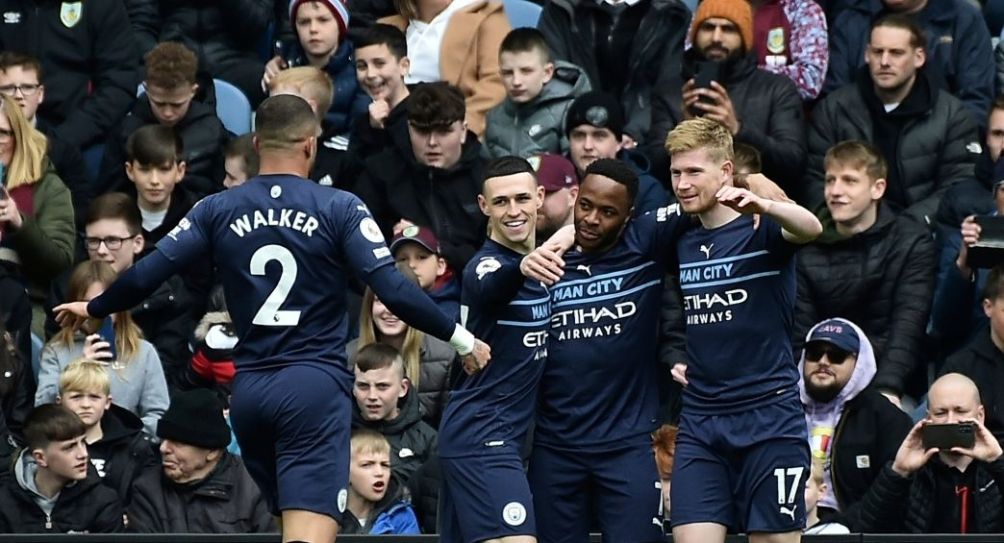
[804, 343, 854, 364]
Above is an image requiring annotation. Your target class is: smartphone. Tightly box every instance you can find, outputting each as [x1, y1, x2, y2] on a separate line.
[690, 62, 722, 117]
[97, 317, 118, 362]
[922, 422, 976, 450]
[967, 215, 1004, 269]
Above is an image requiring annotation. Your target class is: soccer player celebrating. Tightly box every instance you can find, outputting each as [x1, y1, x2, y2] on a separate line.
[55, 95, 489, 543]
[438, 156, 548, 543]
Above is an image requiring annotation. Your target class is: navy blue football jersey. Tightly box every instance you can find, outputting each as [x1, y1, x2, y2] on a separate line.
[537, 205, 689, 449]
[677, 215, 800, 413]
[439, 239, 550, 458]
[154, 175, 450, 371]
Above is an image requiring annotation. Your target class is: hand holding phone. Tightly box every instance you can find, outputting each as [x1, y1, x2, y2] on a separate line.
[95, 318, 118, 362]
[922, 422, 976, 450]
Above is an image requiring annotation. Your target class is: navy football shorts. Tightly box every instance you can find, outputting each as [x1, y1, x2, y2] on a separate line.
[439, 453, 536, 543]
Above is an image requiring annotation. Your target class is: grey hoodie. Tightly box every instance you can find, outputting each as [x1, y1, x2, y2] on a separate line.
[482, 60, 591, 159]
[15, 449, 61, 518]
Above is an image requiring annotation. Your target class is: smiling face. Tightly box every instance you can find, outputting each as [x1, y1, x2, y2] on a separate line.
[670, 147, 731, 215]
[573, 173, 632, 253]
[355, 43, 409, 103]
[824, 162, 885, 233]
[480, 171, 544, 251]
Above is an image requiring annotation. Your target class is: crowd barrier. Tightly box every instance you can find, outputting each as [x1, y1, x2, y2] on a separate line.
[1, 535, 1003, 542]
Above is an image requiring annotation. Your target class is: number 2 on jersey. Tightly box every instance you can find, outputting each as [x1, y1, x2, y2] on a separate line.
[250, 244, 301, 326]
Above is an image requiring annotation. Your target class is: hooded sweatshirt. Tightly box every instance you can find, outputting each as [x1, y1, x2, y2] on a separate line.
[352, 386, 437, 485]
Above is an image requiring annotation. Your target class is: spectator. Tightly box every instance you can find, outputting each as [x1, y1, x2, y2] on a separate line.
[854, 373, 1004, 533]
[941, 265, 1004, 443]
[532, 153, 579, 240]
[797, 318, 912, 527]
[0, 0, 138, 148]
[566, 92, 668, 215]
[56, 359, 155, 504]
[358, 82, 487, 271]
[750, 0, 829, 101]
[803, 459, 850, 534]
[483, 28, 590, 160]
[101, 42, 230, 197]
[794, 141, 936, 401]
[128, 388, 274, 533]
[0, 404, 124, 533]
[340, 428, 421, 534]
[0, 94, 74, 337]
[222, 134, 259, 190]
[806, 14, 980, 225]
[380, 0, 510, 137]
[0, 320, 29, 470]
[538, 0, 690, 144]
[349, 24, 412, 166]
[732, 141, 762, 176]
[350, 343, 436, 485]
[390, 226, 458, 323]
[647, 0, 807, 194]
[37, 261, 170, 437]
[351, 286, 458, 426]
[265, 0, 370, 136]
[825, 0, 993, 123]
[0, 52, 90, 225]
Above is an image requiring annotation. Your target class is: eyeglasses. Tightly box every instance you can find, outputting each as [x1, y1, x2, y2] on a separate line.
[0, 84, 41, 97]
[84, 235, 135, 250]
[804, 343, 854, 364]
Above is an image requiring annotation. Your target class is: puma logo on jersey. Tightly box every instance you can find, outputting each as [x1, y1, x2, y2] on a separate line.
[700, 243, 713, 259]
[779, 505, 797, 521]
[576, 264, 592, 276]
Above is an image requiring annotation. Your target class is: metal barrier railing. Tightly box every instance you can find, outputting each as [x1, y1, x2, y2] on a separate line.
[0, 534, 1002, 542]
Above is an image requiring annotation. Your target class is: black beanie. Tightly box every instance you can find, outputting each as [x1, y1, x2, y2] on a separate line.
[564, 91, 625, 140]
[157, 388, 231, 450]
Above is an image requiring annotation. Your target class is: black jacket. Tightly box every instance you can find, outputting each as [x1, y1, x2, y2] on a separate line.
[128, 452, 274, 533]
[805, 69, 979, 225]
[646, 49, 806, 193]
[538, 0, 690, 142]
[36, 121, 90, 227]
[0, 343, 30, 472]
[794, 206, 936, 395]
[352, 384, 437, 485]
[357, 133, 488, 271]
[87, 404, 157, 506]
[101, 97, 230, 197]
[942, 329, 1004, 444]
[143, 0, 272, 72]
[406, 455, 440, 534]
[0, 0, 139, 147]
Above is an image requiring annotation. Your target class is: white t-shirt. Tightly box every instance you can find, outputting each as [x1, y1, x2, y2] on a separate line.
[804, 521, 851, 535]
[405, 0, 480, 84]
[140, 207, 168, 232]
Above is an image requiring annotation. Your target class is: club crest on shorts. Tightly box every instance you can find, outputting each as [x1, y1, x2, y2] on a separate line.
[337, 488, 348, 513]
[60, 2, 82, 28]
[501, 501, 526, 526]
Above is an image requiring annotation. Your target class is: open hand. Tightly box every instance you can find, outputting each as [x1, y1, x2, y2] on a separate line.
[891, 420, 938, 477]
[53, 301, 95, 332]
[521, 246, 565, 285]
[716, 186, 771, 215]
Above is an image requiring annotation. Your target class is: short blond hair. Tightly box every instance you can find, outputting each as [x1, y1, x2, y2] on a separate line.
[824, 140, 887, 182]
[269, 67, 334, 122]
[351, 428, 390, 458]
[664, 118, 734, 165]
[59, 359, 111, 396]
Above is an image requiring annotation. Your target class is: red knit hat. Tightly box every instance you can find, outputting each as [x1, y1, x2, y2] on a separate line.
[690, 0, 753, 51]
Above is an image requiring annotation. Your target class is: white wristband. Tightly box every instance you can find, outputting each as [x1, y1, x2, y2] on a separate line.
[449, 324, 475, 356]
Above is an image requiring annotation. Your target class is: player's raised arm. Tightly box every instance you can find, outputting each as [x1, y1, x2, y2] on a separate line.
[716, 185, 822, 244]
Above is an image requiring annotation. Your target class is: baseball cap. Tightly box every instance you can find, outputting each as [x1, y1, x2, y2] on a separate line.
[390, 225, 441, 255]
[529, 154, 577, 193]
[806, 318, 860, 354]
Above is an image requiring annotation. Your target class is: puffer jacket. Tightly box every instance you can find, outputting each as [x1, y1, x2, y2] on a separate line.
[352, 385, 437, 485]
[483, 61, 591, 159]
[280, 39, 371, 136]
[339, 476, 420, 535]
[86, 404, 157, 506]
[793, 206, 936, 396]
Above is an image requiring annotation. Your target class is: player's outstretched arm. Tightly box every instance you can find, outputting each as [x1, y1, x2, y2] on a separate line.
[716, 186, 822, 244]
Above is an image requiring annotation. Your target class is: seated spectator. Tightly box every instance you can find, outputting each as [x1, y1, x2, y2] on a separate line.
[647, 0, 806, 193]
[732, 142, 762, 177]
[941, 265, 1004, 443]
[825, 0, 993, 123]
[483, 28, 590, 160]
[750, 0, 829, 101]
[652, 424, 677, 531]
[798, 318, 912, 527]
[341, 428, 421, 534]
[380, 0, 510, 137]
[265, 0, 369, 136]
[349, 24, 412, 165]
[0, 320, 29, 470]
[532, 153, 578, 241]
[0, 52, 90, 224]
[538, 0, 689, 144]
[806, 14, 980, 223]
[223, 134, 259, 189]
[803, 459, 850, 534]
[101, 42, 230, 197]
[350, 343, 436, 485]
[128, 388, 274, 533]
[0, 0, 138, 148]
[854, 373, 1004, 533]
[56, 359, 155, 504]
[0, 94, 74, 337]
[566, 92, 667, 215]
[390, 226, 458, 322]
[0, 404, 124, 533]
[794, 141, 935, 402]
[37, 261, 169, 437]
[358, 82, 488, 271]
[350, 288, 457, 426]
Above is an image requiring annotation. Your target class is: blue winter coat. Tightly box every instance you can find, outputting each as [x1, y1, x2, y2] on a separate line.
[289, 40, 371, 135]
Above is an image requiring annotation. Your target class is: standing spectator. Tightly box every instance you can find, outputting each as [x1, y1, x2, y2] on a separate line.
[128, 389, 275, 533]
[647, 0, 807, 193]
[794, 141, 936, 402]
[806, 14, 980, 224]
[538, 0, 690, 145]
[825, 0, 993, 123]
[380, 0, 510, 137]
[750, 0, 829, 101]
[0, 0, 138, 148]
[340, 428, 421, 534]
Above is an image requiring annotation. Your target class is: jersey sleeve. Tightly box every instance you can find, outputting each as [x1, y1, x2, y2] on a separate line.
[759, 216, 799, 261]
[631, 203, 690, 265]
[335, 194, 396, 279]
[461, 254, 524, 309]
[155, 196, 214, 267]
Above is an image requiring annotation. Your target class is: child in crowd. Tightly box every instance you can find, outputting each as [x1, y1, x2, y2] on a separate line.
[350, 24, 412, 162]
[56, 359, 155, 505]
[483, 27, 590, 160]
[389, 226, 458, 322]
[222, 134, 259, 189]
[341, 428, 420, 535]
[124, 125, 197, 248]
[804, 459, 850, 535]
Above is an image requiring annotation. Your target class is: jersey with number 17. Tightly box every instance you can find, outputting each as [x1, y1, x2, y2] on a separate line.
[156, 174, 396, 371]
